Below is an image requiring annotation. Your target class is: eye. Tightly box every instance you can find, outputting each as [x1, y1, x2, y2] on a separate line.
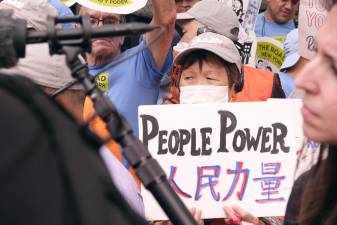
[184, 76, 193, 80]
[103, 17, 121, 25]
[182, 74, 194, 80]
[206, 75, 218, 81]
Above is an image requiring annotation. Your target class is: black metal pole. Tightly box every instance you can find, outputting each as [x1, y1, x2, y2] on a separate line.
[63, 46, 198, 225]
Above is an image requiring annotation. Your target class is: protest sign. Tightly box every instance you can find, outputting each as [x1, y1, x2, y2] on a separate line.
[60, 0, 76, 6]
[75, 0, 148, 14]
[255, 37, 284, 73]
[139, 100, 302, 220]
[228, 0, 261, 66]
[299, 0, 328, 60]
[240, 0, 261, 31]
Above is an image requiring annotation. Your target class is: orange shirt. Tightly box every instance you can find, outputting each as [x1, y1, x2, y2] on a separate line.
[232, 65, 275, 102]
[83, 97, 141, 189]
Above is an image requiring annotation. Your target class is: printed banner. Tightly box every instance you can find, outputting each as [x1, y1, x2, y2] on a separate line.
[61, 0, 76, 6]
[139, 100, 302, 220]
[298, 0, 328, 60]
[255, 37, 284, 73]
[75, 0, 148, 14]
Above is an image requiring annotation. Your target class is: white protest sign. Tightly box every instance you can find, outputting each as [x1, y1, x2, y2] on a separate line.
[61, 0, 76, 6]
[139, 100, 302, 220]
[298, 0, 328, 60]
[228, 0, 261, 66]
[75, 0, 148, 14]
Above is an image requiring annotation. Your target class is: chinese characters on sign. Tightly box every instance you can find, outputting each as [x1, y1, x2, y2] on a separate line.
[139, 101, 301, 220]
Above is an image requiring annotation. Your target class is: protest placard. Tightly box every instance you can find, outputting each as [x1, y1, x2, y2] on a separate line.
[139, 100, 302, 220]
[255, 37, 284, 73]
[228, 0, 261, 66]
[298, 0, 328, 60]
[60, 0, 76, 6]
[75, 0, 148, 14]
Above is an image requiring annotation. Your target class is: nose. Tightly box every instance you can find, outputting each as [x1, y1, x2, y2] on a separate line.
[284, 0, 293, 10]
[295, 57, 320, 95]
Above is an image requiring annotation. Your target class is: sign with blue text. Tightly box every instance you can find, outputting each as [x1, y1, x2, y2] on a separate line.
[139, 100, 302, 220]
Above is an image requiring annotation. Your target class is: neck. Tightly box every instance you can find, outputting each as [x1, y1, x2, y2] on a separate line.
[264, 9, 275, 22]
[86, 52, 120, 67]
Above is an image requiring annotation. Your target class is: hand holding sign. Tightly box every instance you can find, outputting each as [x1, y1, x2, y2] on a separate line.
[223, 205, 265, 225]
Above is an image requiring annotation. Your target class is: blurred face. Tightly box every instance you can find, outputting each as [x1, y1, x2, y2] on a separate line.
[295, 5, 337, 144]
[79, 7, 124, 59]
[176, 0, 200, 13]
[179, 60, 230, 86]
[266, 0, 299, 24]
[179, 19, 201, 43]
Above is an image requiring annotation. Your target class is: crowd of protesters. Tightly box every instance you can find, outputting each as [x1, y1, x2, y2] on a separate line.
[0, 0, 336, 225]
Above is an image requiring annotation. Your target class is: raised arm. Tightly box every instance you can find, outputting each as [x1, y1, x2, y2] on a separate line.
[146, 0, 176, 69]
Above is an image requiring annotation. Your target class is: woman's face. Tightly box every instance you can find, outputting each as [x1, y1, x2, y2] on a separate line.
[295, 5, 337, 144]
[180, 60, 229, 86]
[179, 60, 235, 98]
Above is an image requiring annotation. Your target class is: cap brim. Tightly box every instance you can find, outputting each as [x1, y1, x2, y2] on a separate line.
[174, 44, 241, 73]
[176, 12, 195, 20]
[280, 52, 300, 71]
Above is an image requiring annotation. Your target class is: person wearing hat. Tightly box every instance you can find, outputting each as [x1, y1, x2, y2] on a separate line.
[163, 0, 285, 104]
[157, 32, 242, 225]
[159, 32, 284, 225]
[278, 29, 309, 98]
[80, 0, 175, 138]
[168, 32, 242, 104]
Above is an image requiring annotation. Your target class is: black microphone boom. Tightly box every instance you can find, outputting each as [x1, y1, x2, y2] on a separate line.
[1, 10, 158, 60]
[0, 9, 198, 225]
[26, 22, 156, 44]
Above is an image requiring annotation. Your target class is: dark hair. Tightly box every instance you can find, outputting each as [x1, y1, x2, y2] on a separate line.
[298, 145, 337, 225]
[177, 50, 241, 91]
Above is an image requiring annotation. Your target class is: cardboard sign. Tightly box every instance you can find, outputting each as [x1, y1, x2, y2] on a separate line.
[75, 0, 148, 14]
[298, 0, 328, 60]
[255, 37, 284, 73]
[60, 0, 76, 6]
[139, 100, 302, 220]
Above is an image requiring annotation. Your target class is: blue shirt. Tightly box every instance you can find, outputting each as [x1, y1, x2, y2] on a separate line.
[279, 71, 295, 98]
[48, 0, 75, 29]
[100, 146, 144, 216]
[89, 40, 173, 137]
[254, 13, 296, 39]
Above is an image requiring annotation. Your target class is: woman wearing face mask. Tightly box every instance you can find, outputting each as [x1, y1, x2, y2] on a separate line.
[161, 32, 283, 225]
[164, 32, 242, 105]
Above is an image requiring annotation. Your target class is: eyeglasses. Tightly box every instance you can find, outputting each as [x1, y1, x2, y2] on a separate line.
[89, 17, 122, 26]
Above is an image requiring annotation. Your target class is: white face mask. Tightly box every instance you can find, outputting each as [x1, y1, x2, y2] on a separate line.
[179, 85, 229, 104]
